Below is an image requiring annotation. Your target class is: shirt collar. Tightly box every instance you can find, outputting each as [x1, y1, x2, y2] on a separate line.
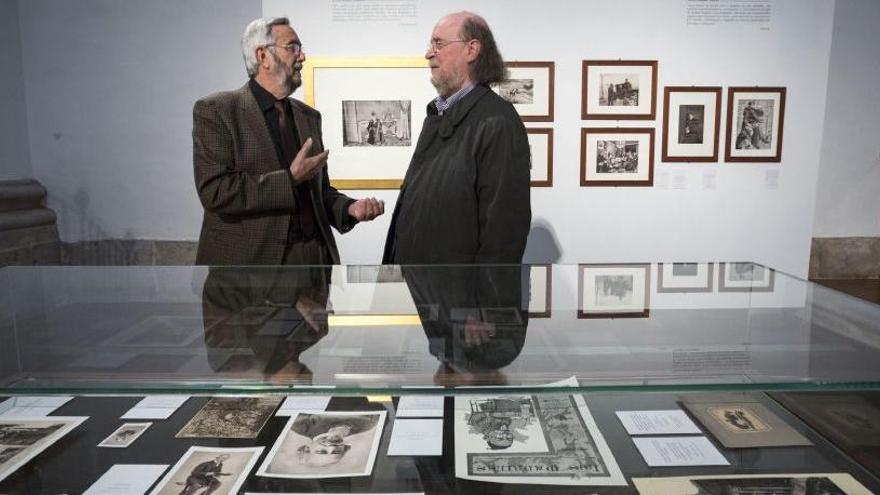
[249, 78, 281, 112]
[433, 82, 476, 116]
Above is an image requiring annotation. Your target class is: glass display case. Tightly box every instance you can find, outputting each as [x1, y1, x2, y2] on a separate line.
[1, 263, 879, 493]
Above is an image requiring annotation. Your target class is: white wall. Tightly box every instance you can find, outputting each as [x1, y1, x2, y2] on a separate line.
[0, 0, 32, 180]
[17, 0, 258, 240]
[266, 0, 836, 277]
[812, 0, 880, 237]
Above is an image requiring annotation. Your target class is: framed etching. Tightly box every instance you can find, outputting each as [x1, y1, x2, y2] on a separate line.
[582, 60, 657, 120]
[491, 61, 554, 121]
[578, 264, 650, 319]
[302, 57, 433, 189]
[725, 87, 786, 162]
[718, 262, 775, 292]
[581, 128, 654, 187]
[657, 262, 714, 293]
[527, 264, 551, 318]
[662, 86, 722, 162]
[527, 128, 553, 187]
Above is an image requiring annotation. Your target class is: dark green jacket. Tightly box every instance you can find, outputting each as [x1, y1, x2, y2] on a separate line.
[383, 85, 531, 264]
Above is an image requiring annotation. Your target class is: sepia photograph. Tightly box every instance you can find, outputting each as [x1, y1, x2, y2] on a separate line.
[582, 60, 657, 120]
[454, 389, 626, 486]
[719, 262, 776, 292]
[633, 473, 872, 495]
[662, 86, 722, 162]
[148, 446, 262, 495]
[682, 394, 811, 448]
[581, 128, 654, 186]
[98, 422, 151, 448]
[257, 411, 386, 479]
[175, 396, 281, 439]
[495, 61, 554, 121]
[657, 262, 714, 293]
[709, 407, 769, 432]
[579, 264, 650, 318]
[725, 87, 786, 162]
[599, 74, 639, 106]
[341, 100, 412, 147]
[0, 417, 87, 483]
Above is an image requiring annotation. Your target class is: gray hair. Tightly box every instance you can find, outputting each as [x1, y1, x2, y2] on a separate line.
[459, 13, 507, 85]
[241, 17, 290, 77]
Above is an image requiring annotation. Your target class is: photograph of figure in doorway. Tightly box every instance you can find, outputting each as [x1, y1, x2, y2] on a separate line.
[342, 100, 412, 147]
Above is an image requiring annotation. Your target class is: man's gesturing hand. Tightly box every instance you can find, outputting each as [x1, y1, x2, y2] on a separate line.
[289, 137, 329, 184]
[347, 197, 385, 222]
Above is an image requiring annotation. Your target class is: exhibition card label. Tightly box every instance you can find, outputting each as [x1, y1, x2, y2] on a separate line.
[387, 419, 443, 456]
[633, 436, 729, 467]
[84, 464, 169, 495]
[616, 410, 702, 435]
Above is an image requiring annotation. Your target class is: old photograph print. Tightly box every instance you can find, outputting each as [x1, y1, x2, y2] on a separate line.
[595, 275, 634, 307]
[0, 417, 87, 483]
[734, 99, 774, 150]
[258, 411, 386, 479]
[709, 407, 770, 433]
[678, 104, 704, 144]
[149, 446, 262, 495]
[98, 422, 151, 448]
[599, 74, 639, 106]
[176, 396, 281, 439]
[493, 78, 534, 104]
[342, 100, 412, 147]
[596, 140, 639, 173]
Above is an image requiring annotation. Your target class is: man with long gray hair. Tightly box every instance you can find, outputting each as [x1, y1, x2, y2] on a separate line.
[383, 12, 531, 264]
[193, 18, 384, 266]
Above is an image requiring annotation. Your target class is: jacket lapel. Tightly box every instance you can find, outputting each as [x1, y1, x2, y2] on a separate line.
[237, 84, 280, 169]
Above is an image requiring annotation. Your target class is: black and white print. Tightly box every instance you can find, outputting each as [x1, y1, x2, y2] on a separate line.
[599, 74, 639, 106]
[678, 104, 704, 144]
[493, 78, 534, 104]
[734, 99, 774, 150]
[176, 396, 281, 439]
[0, 417, 87, 483]
[595, 275, 634, 307]
[257, 411, 386, 479]
[342, 100, 412, 147]
[579, 264, 650, 318]
[719, 262, 775, 292]
[149, 446, 262, 495]
[596, 140, 639, 173]
[98, 422, 151, 448]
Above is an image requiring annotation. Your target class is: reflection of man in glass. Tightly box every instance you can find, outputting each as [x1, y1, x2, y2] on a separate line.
[179, 454, 230, 495]
[290, 414, 379, 468]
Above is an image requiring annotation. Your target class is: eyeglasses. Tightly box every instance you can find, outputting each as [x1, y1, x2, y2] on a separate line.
[266, 41, 303, 55]
[427, 38, 470, 53]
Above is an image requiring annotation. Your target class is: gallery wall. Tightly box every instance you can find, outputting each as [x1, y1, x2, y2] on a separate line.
[812, 0, 880, 238]
[4, 0, 863, 279]
[265, 0, 835, 277]
[0, 0, 31, 180]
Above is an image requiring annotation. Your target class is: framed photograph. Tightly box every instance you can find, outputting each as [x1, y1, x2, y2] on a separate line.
[149, 446, 263, 495]
[491, 61, 554, 121]
[302, 57, 433, 189]
[98, 422, 151, 448]
[257, 411, 386, 479]
[725, 87, 786, 162]
[0, 416, 87, 483]
[718, 262, 775, 292]
[657, 262, 714, 293]
[527, 264, 551, 318]
[578, 264, 650, 318]
[527, 128, 553, 187]
[662, 86, 722, 162]
[581, 128, 654, 186]
[582, 60, 657, 120]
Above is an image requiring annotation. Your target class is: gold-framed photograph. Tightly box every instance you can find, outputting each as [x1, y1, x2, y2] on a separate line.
[302, 57, 432, 189]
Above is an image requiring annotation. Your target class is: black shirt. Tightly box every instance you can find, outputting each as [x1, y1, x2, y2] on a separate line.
[248, 78, 301, 168]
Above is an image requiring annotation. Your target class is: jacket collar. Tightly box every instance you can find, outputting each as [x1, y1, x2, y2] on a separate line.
[427, 85, 491, 139]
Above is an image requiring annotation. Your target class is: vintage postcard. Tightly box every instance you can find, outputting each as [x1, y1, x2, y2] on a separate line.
[681, 394, 811, 448]
[454, 392, 625, 485]
[148, 446, 262, 495]
[175, 396, 281, 439]
[633, 473, 871, 494]
[0, 416, 88, 482]
[257, 411, 386, 479]
[98, 422, 151, 448]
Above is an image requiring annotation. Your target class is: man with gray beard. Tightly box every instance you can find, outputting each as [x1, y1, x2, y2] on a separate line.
[383, 12, 531, 264]
[193, 18, 384, 266]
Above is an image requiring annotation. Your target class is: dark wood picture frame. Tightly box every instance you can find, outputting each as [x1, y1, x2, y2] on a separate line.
[527, 264, 552, 318]
[718, 262, 776, 292]
[527, 128, 553, 187]
[499, 61, 555, 122]
[725, 87, 786, 163]
[580, 127, 654, 187]
[662, 86, 722, 162]
[582, 60, 658, 120]
[657, 262, 714, 293]
[578, 263, 651, 319]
